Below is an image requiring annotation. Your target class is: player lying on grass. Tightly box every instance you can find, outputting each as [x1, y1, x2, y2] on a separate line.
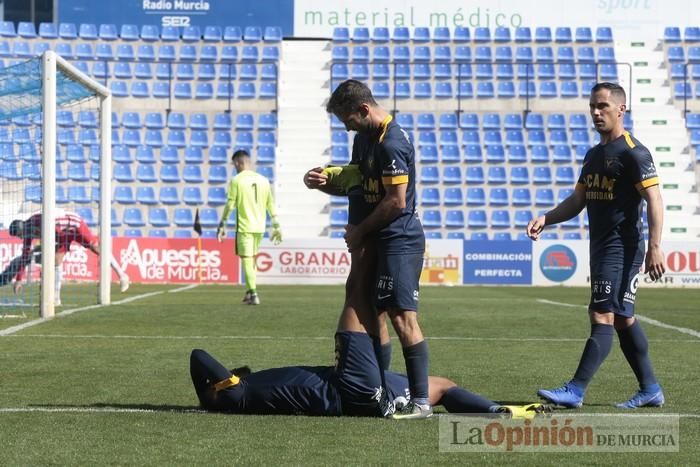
[190, 341, 549, 418]
[0, 210, 129, 305]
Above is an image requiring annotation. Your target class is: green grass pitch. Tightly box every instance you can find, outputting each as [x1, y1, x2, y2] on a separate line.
[0, 283, 698, 465]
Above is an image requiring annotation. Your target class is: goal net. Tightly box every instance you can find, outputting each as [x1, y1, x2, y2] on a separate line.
[0, 51, 112, 319]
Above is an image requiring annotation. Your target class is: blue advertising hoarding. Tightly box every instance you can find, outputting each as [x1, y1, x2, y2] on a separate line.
[462, 241, 532, 285]
[58, 0, 295, 36]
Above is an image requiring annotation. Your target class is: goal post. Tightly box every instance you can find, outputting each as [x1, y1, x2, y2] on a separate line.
[40, 51, 112, 318]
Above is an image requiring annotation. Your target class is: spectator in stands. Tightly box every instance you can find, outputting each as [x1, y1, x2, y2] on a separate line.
[216, 149, 281, 305]
[1, 209, 130, 306]
[526, 82, 666, 409]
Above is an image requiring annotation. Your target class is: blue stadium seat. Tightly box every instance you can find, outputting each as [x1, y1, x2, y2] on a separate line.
[207, 187, 227, 206]
[473, 27, 491, 42]
[441, 145, 460, 163]
[148, 229, 167, 238]
[512, 188, 532, 206]
[486, 144, 505, 163]
[257, 166, 274, 181]
[418, 147, 437, 164]
[68, 185, 90, 203]
[465, 166, 485, 184]
[264, 26, 282, 42]
[467, 210, 488, 229]
[685, 26, 700, 42]
[134, 186, 156, 205]
[453, 26, 470, 42]
[508, 145, 527, 164]
[174, 209, 194, 228]
[68, 163, 88, 181]
[183, 165, 204, 183]
[493, 232, 512, 241]
[330, 209, 349, 228]
[420, 166, 439, 184]
[575, 27, 593, 43]
[134, 145, 155, 164]
[535, 27, 552, 42]
[330, 146, 349, 164]
[513, 210, 533, 228]
[372, 27, 390, 43]
[555, 27, 572, 43]
[533, 166, 553, 184]
[160, 164, 180, 183]
[466, 187, 486, 206]
[514, 26, 531, 42]
[494, 26, 511, 42]
[209, 146, 228, 164]
[474, 47, 492, 63]
[38, 22, 58, 39]
[535, 188, 555, 207]
[555, 166, 576, 185]
[158, 186, 179, 205]
[420, 188, 440, 206]
[444, 210, 465, 229]
[185, 147, 204, 164]
[463, 144, 482, 163]
[58, 22, 78, 39]
[183, 187, 203, 205]
[124, 208, 146, 227]
[419, 210, 440, 229]
[489, 188, 509, 206]
[160, 146, 180, 164]
[148, 208, 170, 227]
[65, 144, 86, 163]
[491, 210, 511, 229]
[552, 145, 573, 163]
[243, 26, 262, 42]
[447, 232, 465, 240]
[596, 27, 613, 43]
[557, 188, 575, 203]
[136, 164, 157, 183]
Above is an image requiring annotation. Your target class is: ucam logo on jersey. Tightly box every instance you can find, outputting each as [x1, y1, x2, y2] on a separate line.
[533, 240, 589, 286]
[256, 239, 351, 284]
[113, 238, 239, 284]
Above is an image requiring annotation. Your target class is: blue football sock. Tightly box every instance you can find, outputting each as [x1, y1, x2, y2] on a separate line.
[439, 386, 498, 413]
[617, 320, 659, 392]
[379, 343, 392, 371]
[403, 340, 429, 402]
[571, 323, 614, 391]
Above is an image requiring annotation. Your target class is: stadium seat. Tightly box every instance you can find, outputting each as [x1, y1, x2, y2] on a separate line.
[490, 210, 511, 229]
[508, 145, 527, 164]
[467, 210, 488, 229]
[420, 188, 440, 206]
[463, 166, 484, 185]
[124, 208, 146, 227]
[534, 144, 555, 164]
[158, 186, 179, 205]
[183, 165, 204, 183]
[444, 210, 465, 229]
[596, 27, 613, 42]
[330, 209, 348, 227]
[512, 188, 532, 207]
[421, 210, 441, 229]
[208, 165, 228, 184]
[160, 164, 180, 183]
[467, 188, 486, 206]
[208, 187, 227, 206]
[148, 208, 169, 227]
[183, 187, 204, 205]
[129, 186, 155, 205]
[447, 232, 465, 240]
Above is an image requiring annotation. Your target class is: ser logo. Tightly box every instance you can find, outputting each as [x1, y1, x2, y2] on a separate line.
[540, 245, 577, 282]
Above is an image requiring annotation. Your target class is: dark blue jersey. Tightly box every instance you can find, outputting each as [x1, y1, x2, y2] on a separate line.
[239, 366, 342, 416]
[352, 116, 425, 254]
[577, 131, 659, 257]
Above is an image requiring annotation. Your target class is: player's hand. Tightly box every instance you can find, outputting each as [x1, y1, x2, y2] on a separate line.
[270, 219, 282, 245]
[644, 245, 665, 281]
[343, 224, 363, 252]
[216, 225, 225, 243]
[303, 167, 328, 189]
[13, 281, 22, 294]
[526, 215, 546, 241]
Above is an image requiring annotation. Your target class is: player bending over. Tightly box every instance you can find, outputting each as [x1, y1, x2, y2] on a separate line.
[0, 210, 129, 305]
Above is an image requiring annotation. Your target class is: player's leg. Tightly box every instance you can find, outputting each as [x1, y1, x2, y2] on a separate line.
[334, 330, 394, 417]
[376, 252, 431, 419]
[236, 232, 261, 305]
[189, 349, 244, 412]
[613, 252, 664, 408]
[538, 261, 618, 408]
[80, 226, 130, 292]
[53, 250, 67, 306]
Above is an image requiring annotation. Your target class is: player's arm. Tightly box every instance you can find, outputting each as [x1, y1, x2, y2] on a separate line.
[304, 166, 358, 196]
[640, 184, 665, 281]
[11, 238, 34, 284]
[217, 179, 238, 241]
[527, 184, 586, 240]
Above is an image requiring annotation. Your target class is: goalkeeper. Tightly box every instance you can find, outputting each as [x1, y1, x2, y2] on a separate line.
[217, 149, 281, 306]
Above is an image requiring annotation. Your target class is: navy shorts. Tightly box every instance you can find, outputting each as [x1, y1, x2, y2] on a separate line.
[375, 252, 422, 311]
[334, 331, 386, 416]
[589, 246, 644, 317]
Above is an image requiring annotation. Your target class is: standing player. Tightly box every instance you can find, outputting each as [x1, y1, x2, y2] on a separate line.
[1, 209, 130, 305]
[526, 82, 666, 409]
[217, 149, 281, 305]
[325, 80, 431, 419]
[303, 162, 393, 372]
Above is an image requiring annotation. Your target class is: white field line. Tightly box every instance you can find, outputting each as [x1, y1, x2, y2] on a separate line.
[3, 334, 698, 343]
[0, 285, 198, 337]
[0, 406, 697, 418]
[536, 299, 700, 339]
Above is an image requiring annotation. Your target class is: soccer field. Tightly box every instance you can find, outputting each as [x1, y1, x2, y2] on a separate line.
[0, 284, 698, 465]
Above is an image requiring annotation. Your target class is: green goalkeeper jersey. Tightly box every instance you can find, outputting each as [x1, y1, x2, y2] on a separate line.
[221, 170, 276, 233]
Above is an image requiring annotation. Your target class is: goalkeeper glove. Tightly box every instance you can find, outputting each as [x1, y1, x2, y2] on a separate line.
[270, 219, 282, 245]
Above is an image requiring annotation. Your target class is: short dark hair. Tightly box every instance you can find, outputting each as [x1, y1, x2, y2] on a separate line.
[326, 79, 377, 117]
[591, 82, 626, 104]
[8, 219, 23, 237]
[231, 149, 250, 162]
